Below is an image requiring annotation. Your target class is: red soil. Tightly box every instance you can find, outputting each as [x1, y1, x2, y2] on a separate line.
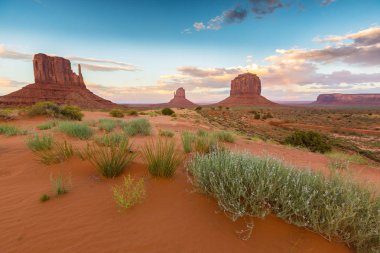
[1, 111, 379, 253]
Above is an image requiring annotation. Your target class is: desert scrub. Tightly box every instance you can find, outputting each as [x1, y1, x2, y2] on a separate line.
[161, 107, 175, 116]
[126, 109, 138, 116]
[109, 108, 124, 118]
[193, 133, 219, 154]
[215, 131, 235, 143]
[85, 137, 136, 178]
[0, 124, 27, 136]
[98, 118, 119, 132]
[37, 121, 56, 130]
[142, 138, 182, 177]
[39, 194, 50, 202]
[60, 105, 83, 121]
[0, 109, 15, 120]
[159, 129, 174, 137]
[27, 101, 61, 117]
[122, 118, 151, 136]
[112, 175, 145, 209]
[284, 130, 332, 153]
[38, 141, 74, 164]
[27, 134, 54, 152]
[94, 132, 128, 147]
[187, 150, 380, 253]
[326, 151, 368, 165]
[58, 121, 93, 140]
[181, 131, 195, 153]
[50, 173, 71, 195]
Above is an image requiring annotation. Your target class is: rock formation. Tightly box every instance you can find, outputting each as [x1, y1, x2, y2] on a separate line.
[217, 73, 275, 106]
[166, 87, 196, 107]
[314, 93, 380, 105]
[0, 53, 115, 108]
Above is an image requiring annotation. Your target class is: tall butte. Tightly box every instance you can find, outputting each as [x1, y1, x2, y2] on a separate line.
[0, 53, 115, 108]
[217, 73, 275, 106]
[166, 87, 196, 107]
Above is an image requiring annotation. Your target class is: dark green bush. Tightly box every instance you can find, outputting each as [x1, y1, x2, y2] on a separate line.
[109, 109, 124, 118]
[195, 106, 202, 111]
[285, 130, 332, 153]
[60, 105, 83, 121]
[161, 108, 175, 116]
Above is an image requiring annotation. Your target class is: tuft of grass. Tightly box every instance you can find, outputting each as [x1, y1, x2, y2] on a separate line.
[0, 124, 27, 136]
[329, 158, 349, 171]
[181, 131, 195, 153]
[85, 137, 136, 178]
[50, 173, 71, 195]
[37, 121, 56, 130]
[58, 121, 93, 140]
[112, 175, 145, 209]
[39, 194, 50, 202]
[215, 131, 235, 143]
[196, 129, 208, 137]
[109, 108, 124, 118]
[326, 151, 368, 165]
[122, 118, 151, 136]
[193, 134, 218, 154]
[187, 150, 380, 253]
[126, 109, 138, 116]
[98, 118, 119, 133]
[160, 129, 174, 138]
[38, 141, 74, 165]
[142, 138, 182, 177]
[27, 134, 54, 152]
[94, 132, 128, 147]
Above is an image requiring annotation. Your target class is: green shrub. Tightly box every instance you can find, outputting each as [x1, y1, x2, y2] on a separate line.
[161, 108, 175, 116]
[112, 175, 145, 209]
[109, 108, 124, 118]
[0, 109, 14, 120]
[39, 194, 50, 202]
[181, 131, 195, 153]
[193, 134, 218, 154]
[27, 134, 54, 152]
[50, 173, 71, 195]
[94, 132, 128, 147]
[187, 150, 380, 253]
[98, 118, 119, 132]
[85, 137, 136, 178]
[58, 121, 93, 140]
[60, 105, 83, 121]
[126, 109, 138, 116]
[285, 130, 332, 153]
[38, 141, 74, 165]
[160, 129, 174, 137]
[0, 124, 27, 136]
[28, 101, 61, 117]
[122, 118, 151, 136]
[215, 131, 235, 143]
[37, 121, 56, 130]
[142, 138, 182, 177]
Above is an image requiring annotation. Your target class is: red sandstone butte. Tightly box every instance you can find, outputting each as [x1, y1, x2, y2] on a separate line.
[0, 53, 115, 108]
[217, 73, 275, 106]
[314, 93, 380, 105]
[166, 87, 196, 107]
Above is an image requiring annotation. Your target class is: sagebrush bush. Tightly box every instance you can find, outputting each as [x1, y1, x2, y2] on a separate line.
[181, 131, 195, 153]
[28, 101, 61, 117]
[38, 141, 74, 165]
[187, 150, 380, 253]
[85, 137, 136, 178]
[109, 109, 124, 118]
[27, 134, 54, 152]
[160, 129, 174, 137]
[161, 108, 175, 116]
[58, 121, 93, 140]
[98, 118, 119, 132]
[60, 105, 83, 121]
[0, 124, 27, 136]
[112, 175, 145, 209]
[122, 118, 151, 136]
[142, 138, 182, 177]
[285, 130, 332, 153]
[215, 131, 235, 143]
[37, 121, 56, 130]
[94, 132, 128, 147]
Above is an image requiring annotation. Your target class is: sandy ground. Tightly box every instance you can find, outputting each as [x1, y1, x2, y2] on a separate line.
[1, 111, 379, 253]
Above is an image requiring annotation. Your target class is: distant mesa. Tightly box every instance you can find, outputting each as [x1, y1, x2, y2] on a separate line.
[217, 73, 275, 106]
[166, 87, 196, 107]
[314, 93, 380, 105]
[0, 53, 115, 108]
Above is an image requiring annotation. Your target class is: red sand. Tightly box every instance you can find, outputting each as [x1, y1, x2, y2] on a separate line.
[1, 111, 379, 253]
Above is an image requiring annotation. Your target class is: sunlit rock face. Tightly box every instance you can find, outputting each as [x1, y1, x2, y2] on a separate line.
[315, 93, 380, 105]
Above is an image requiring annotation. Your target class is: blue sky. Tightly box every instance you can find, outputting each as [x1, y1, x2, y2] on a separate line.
[0, 0, 380, 103]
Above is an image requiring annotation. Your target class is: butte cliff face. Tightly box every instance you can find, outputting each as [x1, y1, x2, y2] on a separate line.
[166, 87, 196, 107]
[217, 73, 274, 106]
[314, 93, 380, 105]
[0, 53, 115, 108]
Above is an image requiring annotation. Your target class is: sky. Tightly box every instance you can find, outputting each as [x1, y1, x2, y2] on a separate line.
[0, 0, 380, 103]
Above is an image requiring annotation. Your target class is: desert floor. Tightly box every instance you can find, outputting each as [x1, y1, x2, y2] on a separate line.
[1, 111, 379, 253]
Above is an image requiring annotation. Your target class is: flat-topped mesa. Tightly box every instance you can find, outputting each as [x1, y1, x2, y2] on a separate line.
[230, 73, 261, 96]
[33, 53, 85, 87]
[315, 93, 380, 105]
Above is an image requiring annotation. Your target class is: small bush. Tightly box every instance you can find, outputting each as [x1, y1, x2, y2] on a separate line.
[112, 175, 145, 209]
[126, 109, 138, 116]
[193, 134, 218, 154]
[122, 118, 151, 136]
[27, 134, 54, 152]
[109, 109, 124, 118]
[58, 121, 93, 140]
[160, 129, 174, 137]
[50, 173, 71, 195]
[254, 113, 260, 120]
[195, 106, 202, 111]
[94, 132, 128, 147]
[98, 118, 119, 133]
[37, 121, 56, 130]
[181, 131, 195, 153]
[28, 101, 61, 117]
[60, 105, 83, 121]
[0, 124, 27, 136]
[39, 194, 50, 202]
[142, 138, 182, 177]
[215, 131, 235, 143]
[38, 141, 74, 165]
[161, 108, 175, 116]
[0, 109, 14, 120]
[285, 130, 332, 153]
[85, 137, 136, 178]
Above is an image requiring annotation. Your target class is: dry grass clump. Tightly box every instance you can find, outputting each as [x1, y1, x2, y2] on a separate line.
[122, 118, 151, 136]
[112, 175, 145, 209]
[37, 121, 56, 130]
[187, 150, 380, 253]
[85, 137, 136, 178]
[0, 124, 27, 136]
[38, 141, 74, 165]
[109, 108, 124, 118]
[98, 118, 119, 132]
[215, 130, 235, 143]
[50, 172, 71, 195]
[142, 138, 182, 177]
[94, 132, 128, 147]
[159, 129, 174, 137]
[27, 134, 54, 152]
[180, 130, 219, 154]
[181, 131, 195, 153]
[58, 121, 94, 140]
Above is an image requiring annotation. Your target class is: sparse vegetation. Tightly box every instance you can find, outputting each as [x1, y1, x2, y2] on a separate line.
[126, 109, 138, 116]
[94, 132, 128, 147]
[27, 101, 61, 117]
[112, 175, 145, 209]
[142, 138, 182, 177]
[215, 131, 235, 143]
[38, 141, 74, 165]
[27, 134, 54, 152]
[98, 118, 119, 132]
[60, 105, 83, 121]
[109, 108, 124, 118]
[284, 130, 332, 153]
[0, 124, 27, 136]
[188, 149, 380, 253]
[181, 131, 195, 153]
[161, 107, 175, 116]
[50, 173, 71, 195]
[122, 118, 151, 136]
[160, 129, 174, 137]
[0, 109, 15, 120]
[193, 133, 218, 154]
[195, 106, 202, 111]
[39, 194, 50, 202]
[37, 121, 56, 130]
[58, 121, 94, 140]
